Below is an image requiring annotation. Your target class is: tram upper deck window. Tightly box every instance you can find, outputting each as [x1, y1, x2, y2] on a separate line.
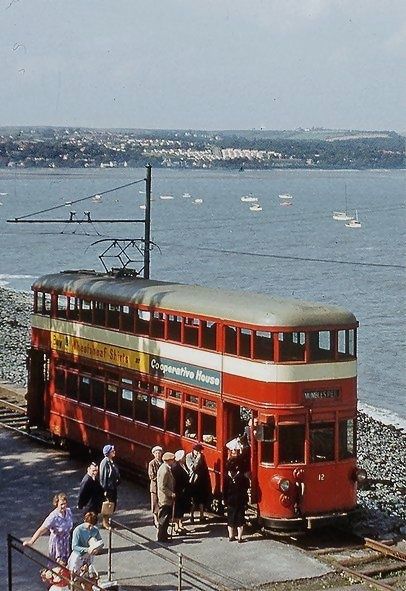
[56, 295, 68, 319]
[68, 297, 80, 321]
[184, 317, 199, 347]
[338, 329, 356, 359]
[254, 331, 274, 361]
[92, 301, 107, 326]
[107, 304, 120, 329]
[310, 422, 335, 462]
[151, 311, 165, 338]
[80, 300, 92, 324]
[278, 332, 305, 362]
[201, 321, 217, 350]
[339, 419, 355, 459]
[167, 314, 182, 342]
[225, 326, 237, 355]
[239, 328, 252, 358]
[309, 331, 335, 361]
[279, 424, 305, 464]
[38, 293, 52, 316]
[121, 305, 135, 333]
[135, 309, 150, 336]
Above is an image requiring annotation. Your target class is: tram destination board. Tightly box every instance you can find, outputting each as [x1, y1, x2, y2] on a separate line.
[304, 389, 340, 400]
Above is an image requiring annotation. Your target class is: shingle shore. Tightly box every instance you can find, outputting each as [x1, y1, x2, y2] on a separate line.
[1, 286, 404, 538]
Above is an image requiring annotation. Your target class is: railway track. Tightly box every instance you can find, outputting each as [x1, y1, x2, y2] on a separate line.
[311, 536, 406, 590]
[0, 383, 52, 443]
[0, 387, 29, 432]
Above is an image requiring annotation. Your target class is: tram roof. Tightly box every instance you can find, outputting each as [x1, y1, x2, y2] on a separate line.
[32, 271, 357, 328]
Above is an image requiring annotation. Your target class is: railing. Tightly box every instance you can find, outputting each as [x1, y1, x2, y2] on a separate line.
[6, 534, 106, 591]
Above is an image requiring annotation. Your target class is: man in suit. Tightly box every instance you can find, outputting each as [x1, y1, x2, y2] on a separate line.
[156, 452, 176, 542]
[77, 462, 104, 516]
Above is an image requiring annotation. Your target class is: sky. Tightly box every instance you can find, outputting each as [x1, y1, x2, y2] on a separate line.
[0, 0, 405, 131]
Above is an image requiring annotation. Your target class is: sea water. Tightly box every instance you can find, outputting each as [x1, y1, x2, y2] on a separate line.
[0, 167, 404, 425]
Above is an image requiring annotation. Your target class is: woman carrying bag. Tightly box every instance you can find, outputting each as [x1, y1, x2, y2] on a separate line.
[99, 444, 120, 528]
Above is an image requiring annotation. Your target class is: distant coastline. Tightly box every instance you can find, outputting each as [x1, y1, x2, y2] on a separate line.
[1, 126, 404, 171]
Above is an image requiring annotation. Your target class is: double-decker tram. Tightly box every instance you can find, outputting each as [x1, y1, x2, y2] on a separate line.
[28, 270, 365, 532]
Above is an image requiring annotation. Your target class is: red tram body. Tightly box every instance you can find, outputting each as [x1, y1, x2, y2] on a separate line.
[28, 270, 364, 532]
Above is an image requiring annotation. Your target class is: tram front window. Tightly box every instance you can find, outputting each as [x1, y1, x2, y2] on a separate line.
[310, 423, 335, 462]
[279, 425, 305, 464]
[339, 419, 355, 459]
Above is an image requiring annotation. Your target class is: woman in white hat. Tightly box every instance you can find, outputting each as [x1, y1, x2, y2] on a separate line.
[148, 445, 163, 527]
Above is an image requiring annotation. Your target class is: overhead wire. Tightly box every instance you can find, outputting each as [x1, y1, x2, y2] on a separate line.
[11, 178, 145, 220]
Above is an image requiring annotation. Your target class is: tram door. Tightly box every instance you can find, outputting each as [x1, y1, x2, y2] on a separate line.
[27, 348, 48, 428]
[223, 403, 258, 502]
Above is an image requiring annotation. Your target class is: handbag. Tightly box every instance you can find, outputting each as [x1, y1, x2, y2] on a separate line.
[101, 500, 115, 516]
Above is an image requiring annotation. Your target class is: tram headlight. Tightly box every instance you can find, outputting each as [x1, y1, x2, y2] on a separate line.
[354, 468, 367, 484]
[271, 475, 292, 493]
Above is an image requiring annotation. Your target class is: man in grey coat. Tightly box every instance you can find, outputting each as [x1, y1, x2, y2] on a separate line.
[156, 452, 176, 542]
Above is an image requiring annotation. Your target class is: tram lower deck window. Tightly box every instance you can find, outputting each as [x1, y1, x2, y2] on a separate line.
[310, 423, 335, 462]
[184, 409, 198, 439]
[202, 413, 216, 445]
[134, 393, 148, 423]
[279, 425, 305, 464]
[55, 367, 65, 394]
[166, 403, 181, 434]
[66, 372, 78, 400]
[79, 376, 91, 404]
[92, 379, 105, 409]
[106, 384, 119, 413]
[120, 388, 134, 419]
[150, 397, 165, 429]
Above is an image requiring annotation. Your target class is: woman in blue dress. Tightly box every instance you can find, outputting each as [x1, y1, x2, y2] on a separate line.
[24, 492, 73, 562]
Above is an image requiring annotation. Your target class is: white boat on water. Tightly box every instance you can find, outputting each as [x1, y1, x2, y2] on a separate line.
[160, 195, 174, 200]
[241, 194, 258, 202]
[249, 203, 262, 211]
[332, 185, 353, 221]
[193, 198, 203, 204]
[345, 210, 362, 228]
[0, 192, 8, 196]
[139, 204, 146, 210]
[92, 194, 102, 203]
[279, 193, 293, 200]
[182, 192, 191, 198]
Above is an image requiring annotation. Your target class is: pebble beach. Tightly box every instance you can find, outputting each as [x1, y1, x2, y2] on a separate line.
[1, 285, 405, 539]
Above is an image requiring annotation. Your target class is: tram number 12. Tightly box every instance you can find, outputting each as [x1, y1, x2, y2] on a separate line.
[318, 473, 325, 481]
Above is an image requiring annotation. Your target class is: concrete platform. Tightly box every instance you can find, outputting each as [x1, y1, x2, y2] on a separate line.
[0, 428, 332, 590]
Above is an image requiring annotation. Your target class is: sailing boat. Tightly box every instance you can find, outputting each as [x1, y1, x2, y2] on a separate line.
[345, 210, 362, 228]
[333, 185, 353, 221]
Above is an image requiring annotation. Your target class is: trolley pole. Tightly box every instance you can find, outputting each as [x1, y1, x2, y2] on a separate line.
[143, 164, 152, 279]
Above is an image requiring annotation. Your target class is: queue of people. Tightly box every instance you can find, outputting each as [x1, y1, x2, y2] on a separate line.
[23, 436, 251, 588]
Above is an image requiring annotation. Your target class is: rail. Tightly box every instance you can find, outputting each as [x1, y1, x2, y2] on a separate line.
[313, 535, 406, 590]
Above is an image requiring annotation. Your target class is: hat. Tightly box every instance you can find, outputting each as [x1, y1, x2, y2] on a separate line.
[103, 444, 114, 456]
[151, 445, 163, 454]
[174, 449, 185, 461]
[226, 437, 243, 452]
[193, 443, 203, 452]
[162, 452, 175, 461]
